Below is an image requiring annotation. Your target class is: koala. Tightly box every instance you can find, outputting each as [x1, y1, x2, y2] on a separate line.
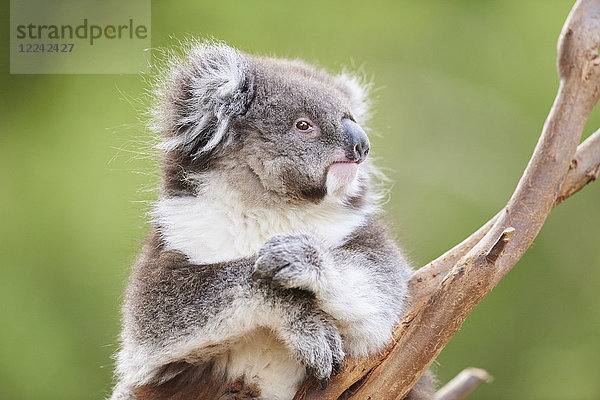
[110, 41, 432, 400]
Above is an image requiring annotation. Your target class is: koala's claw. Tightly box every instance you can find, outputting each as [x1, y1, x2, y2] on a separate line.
[333, 360, 343, 375]
[290, 313, 345, 384]
[251, 262, 291, 282]
[305, 369, 333, 390]
[320, 378, 329, 390]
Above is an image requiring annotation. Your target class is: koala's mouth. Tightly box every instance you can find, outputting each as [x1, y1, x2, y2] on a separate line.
[331, 160, 360, 165]
[328, 160, 359, 184]
[329, 153, 362, 166]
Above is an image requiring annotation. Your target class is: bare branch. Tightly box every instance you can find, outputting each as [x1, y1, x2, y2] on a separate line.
[556, 128, 600, 204]
[294, 1, 600, 398]
[433, 368, 492, 400]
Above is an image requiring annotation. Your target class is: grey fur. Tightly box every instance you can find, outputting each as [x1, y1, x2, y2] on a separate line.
[111, 41, 431, 400]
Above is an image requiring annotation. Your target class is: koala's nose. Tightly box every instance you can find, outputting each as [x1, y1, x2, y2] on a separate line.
[341, 118, 370, 163]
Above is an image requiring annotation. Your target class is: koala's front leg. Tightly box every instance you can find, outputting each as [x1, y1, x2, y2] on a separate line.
[266, 288, 345, 384]
[253, 239, 345, 381]
[253, 218, 412, 357]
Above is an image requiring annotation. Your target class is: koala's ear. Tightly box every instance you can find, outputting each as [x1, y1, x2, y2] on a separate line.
[334, 72, 372, 124]
[154, 42, 254, 158]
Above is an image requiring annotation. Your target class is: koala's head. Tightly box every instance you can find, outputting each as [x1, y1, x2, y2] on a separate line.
[153, 41, 374, 206]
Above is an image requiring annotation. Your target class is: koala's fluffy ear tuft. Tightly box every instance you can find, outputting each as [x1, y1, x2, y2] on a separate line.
[334, 72, 372, 125]
[152, 41, 254, 159]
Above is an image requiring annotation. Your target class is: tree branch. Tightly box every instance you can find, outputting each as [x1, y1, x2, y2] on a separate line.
[556, 128, 600, 204]
[294, 1, 600, 398]
[433, 368, 492, 400]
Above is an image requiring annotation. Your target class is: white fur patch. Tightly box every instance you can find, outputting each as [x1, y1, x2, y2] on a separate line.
[214, 329, 305, 400]
[317, 252, 404, 356]
[153, 173, 373, 265]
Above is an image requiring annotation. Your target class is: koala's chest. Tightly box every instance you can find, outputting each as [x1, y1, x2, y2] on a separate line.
[153, 195, 366, 265]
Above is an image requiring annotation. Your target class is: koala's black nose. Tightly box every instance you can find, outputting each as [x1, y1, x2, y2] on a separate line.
[341, 118, 370, 163]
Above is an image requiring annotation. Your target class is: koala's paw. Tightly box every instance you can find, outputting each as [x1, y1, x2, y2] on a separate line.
[287, 311, 345, 383]
[252, 234, 323, 291]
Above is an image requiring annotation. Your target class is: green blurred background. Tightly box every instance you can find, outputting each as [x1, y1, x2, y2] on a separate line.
[1, 1, 599, 399]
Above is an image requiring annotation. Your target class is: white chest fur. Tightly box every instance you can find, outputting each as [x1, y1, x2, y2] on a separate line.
[152, 178, 370, 265]
[213, 328, 306, 400]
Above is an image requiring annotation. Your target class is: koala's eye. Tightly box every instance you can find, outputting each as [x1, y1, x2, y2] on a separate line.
[295, 119, 313, 132]
[293, 118, 320, 137]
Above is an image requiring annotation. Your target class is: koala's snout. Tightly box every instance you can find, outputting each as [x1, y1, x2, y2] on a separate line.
[341, 119, 370, 163]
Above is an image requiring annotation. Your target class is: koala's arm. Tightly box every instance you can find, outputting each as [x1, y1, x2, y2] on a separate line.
[253, 217, 412, 356]
[115, 231, 344, 391]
